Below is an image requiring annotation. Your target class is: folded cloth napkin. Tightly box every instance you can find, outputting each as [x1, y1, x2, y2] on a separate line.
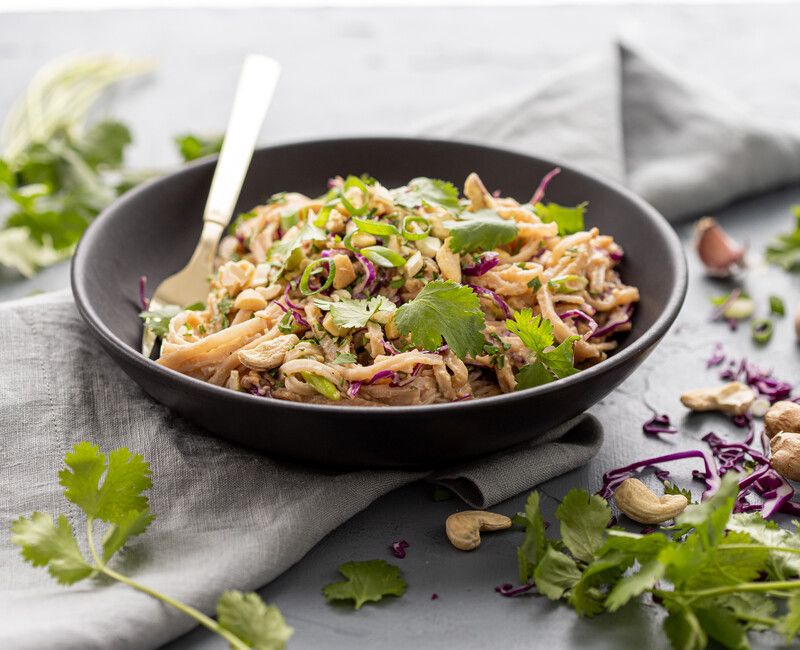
[0, 290, 602, 650]
[415, 42, 800, 221]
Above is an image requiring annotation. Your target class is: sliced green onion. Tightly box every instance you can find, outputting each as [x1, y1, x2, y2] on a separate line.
[751, 318, 773, 344]
[769, 295, 785, 316]
[313, 204, 333, 228]
[548, 274, 588, 293]
[527, 277, 542, 292]
[360, 245, 406, 268]
[301, 372, 341, 400]
[353, 217, 399, 237]
[299, 257, 336, 296]
[401, 215, 431, 241]
[280, 210, 299, 232]
[339, 175, 369, 216]
[278, 312, 295, 333]
[724, 296, 754, 320]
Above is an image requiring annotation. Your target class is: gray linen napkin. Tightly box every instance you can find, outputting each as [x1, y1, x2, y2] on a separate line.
[0, 290, 602, 649]
[415, 42, 800, 221]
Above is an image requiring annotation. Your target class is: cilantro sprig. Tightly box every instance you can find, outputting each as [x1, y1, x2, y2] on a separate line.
[392, 177, 461, 211]
[765, 206, 800, 271]
[444, 209, 519, 254]
[314, 296, 396, 329]
[506, 309, 579, 389]
[513, 474, 800, 649]
[534, 201, 587, 236]
[394, 280, 486, 359]
[11, 442, 293, 650]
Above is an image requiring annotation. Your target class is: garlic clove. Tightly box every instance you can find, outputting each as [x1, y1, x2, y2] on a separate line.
[695, 217, 745, 277]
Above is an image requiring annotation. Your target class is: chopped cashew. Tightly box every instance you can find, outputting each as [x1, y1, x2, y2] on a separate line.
[350, 232, 376, 249]
[234, 288, 267, 312]
[332, 254, 356, 289]
[765, 401, 800, 438]
[613, 478, 688, 524]
[680, 381, 755, 415]
[256, 283, 283, 301]
[237, 334, 299, 371]
[436, 237, 462, 283]
[445, 510, 511, 551]
[771, 432, 800, 481]
[405, 251, 423, 278]
[415, 236, 442, 258]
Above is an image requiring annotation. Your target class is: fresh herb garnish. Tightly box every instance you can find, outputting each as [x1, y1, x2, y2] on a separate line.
[322, 560, 407, 609]
[394, 280, 486, 359]
[392, 177, 461, 211]
[174, 133, 224, 162]
[11, 442, 293, 650]
[333, 352, 357, 365]
[353, 217, 400, 237]
[314, 296, 396, 329]
[218, 295, 234, 328]
[444, 209, 519, 254]
[359, 245, 406, 268]
[506, 309, 579, 389]
[534, 201, 587, 236]
[139, 306, 181, 338]
[765, 206, 800, 271]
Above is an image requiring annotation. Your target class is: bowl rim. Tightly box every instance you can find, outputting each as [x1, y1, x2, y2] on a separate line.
[72, 135, 687, 417]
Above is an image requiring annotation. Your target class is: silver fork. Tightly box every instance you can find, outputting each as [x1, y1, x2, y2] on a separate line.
[141, 54, 280, 357]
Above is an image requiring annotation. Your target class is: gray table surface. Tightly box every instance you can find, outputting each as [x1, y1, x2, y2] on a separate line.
[3, 4, 800, 649]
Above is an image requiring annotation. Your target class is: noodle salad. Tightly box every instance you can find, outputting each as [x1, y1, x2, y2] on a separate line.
[142, 171, 639, 406]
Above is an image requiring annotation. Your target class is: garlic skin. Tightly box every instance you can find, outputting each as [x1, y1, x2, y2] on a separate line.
[695, 217, 745, 277]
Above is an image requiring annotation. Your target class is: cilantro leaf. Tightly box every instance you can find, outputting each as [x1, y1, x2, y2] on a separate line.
[314, 296, 396, 329]
[569, 556, 627, 616]
[539, 337, 580, 380]
[443, 209, 518, 253]
[663, 606, 707, 650]
[534, 201, 587, 236]
[101, 508, 154, 562]
[58, 442, 152, 525]
[556, 489, 612, 562]
[780, 592, 800, 640]
[393, 177, 461, 211]
[664, 481, 693, 503]
[333, 352, 357, 365]
[322, 560, 407, 609]
[517, 491, 549, 582]
[10, 512, 93, 585]
[216, 590, 294, 650]
[728, 513, 800, 579]
[533, 546, 582, 600]
[515, 360, 554, 389]
[605, 560, 665, 612]
[139, 305, 181, 338]
[506, 308, 553, 352]
[268, 220, 327, 264]
[75, 120, 132, 169]
[765, 206, 800, 271]
[174, 133, 224, 162]
[394, 280, 486, 359]
[694, 607, 749, 650]
[599, 529, 670, 564]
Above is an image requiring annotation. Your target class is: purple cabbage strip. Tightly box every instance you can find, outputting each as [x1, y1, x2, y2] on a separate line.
[495, 583, 536, 598]
[609, 249, 624, 262]
[706, 343, 725, 369]
[347, 381, 362, 398]
[530, 167, 561, 205]
[138, 275, 149, 310]
[248, 384, 271, 398]
[654, 468, 671, 482]
[558, 309, 599, 337]
[642, 414, 678, 435]
[468, 284, 511, 318]
[720, 357, 793, 403]
[275, 301, 309, 328]
[391, 540, 409, 559]
[367, 370, 396, 385]
[462, 252, 500, 277]
[383, 340, 400, 355]
[598, 450, 721, 501]
[352, 253, 377, 298]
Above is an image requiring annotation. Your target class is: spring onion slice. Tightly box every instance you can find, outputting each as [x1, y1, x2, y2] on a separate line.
[299, 258, 336, 296]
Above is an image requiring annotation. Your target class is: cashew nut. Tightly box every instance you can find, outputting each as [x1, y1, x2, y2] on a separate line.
[464, 172, 495, 211]
[322, 312, 352, 337]
[771, 432, 800, 481]
[765, 401, 800, 438]
[332, 254, 356, 289]
[234, 288, 267, 312]
[680, 381, 755, 415]
[613, 478, 689, 524]
[445, 510, 511, 551]
[436, 237, 462, 283]
[237, 334, 299, 371]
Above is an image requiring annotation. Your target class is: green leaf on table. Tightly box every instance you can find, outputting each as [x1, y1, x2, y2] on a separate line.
[517, 491, 549, 582]
[694, 607, 750, 650]
[392, 177, 461, 211]
[663, 606, 707, 650]
[322, 560, 407, 609]
[443, 209, 518, 253]
[674, 472, 738, 546]
[728, 513, 800, 579]
[58, 442, 152, 524]
[75, 120, 132, 169]
[534, 201, 587, 236]
[765, 206, 800, 271]
[779, 592, 800, 641]
[10, 512, 93, 585]
[599, 529, 671, 564]
[533, 546, 582, 600]
[605, 560, 665, 612]
[217, 590, 294, 650]
[394, 280, 486, 359]
[174, 133, 224, 162]
[556, 489, 612, 563]
[569, 555, 628, 616]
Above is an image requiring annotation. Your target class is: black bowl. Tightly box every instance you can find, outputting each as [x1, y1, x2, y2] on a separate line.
[72, 137, 686, 468]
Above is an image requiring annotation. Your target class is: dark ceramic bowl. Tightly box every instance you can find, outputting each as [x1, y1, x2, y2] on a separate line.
[72, 137, 686, 468]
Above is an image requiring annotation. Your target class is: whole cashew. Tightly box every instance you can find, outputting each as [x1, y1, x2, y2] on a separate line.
[680, 382, 755, 416]
[613, 478, 689, 524]
[445, 510, 512, 551]
[771, 432, 800, 482]
[765, 401, 800, 439]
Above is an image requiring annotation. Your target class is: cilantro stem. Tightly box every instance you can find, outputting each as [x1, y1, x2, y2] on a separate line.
[731, 612, 780, 627]
[683, 580, 800, 601]
[85, 519, 248, 650]
[719, 543, 800, 555]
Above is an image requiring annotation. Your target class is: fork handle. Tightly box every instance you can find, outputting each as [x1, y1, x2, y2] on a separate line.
[203, 55, 281, 228]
